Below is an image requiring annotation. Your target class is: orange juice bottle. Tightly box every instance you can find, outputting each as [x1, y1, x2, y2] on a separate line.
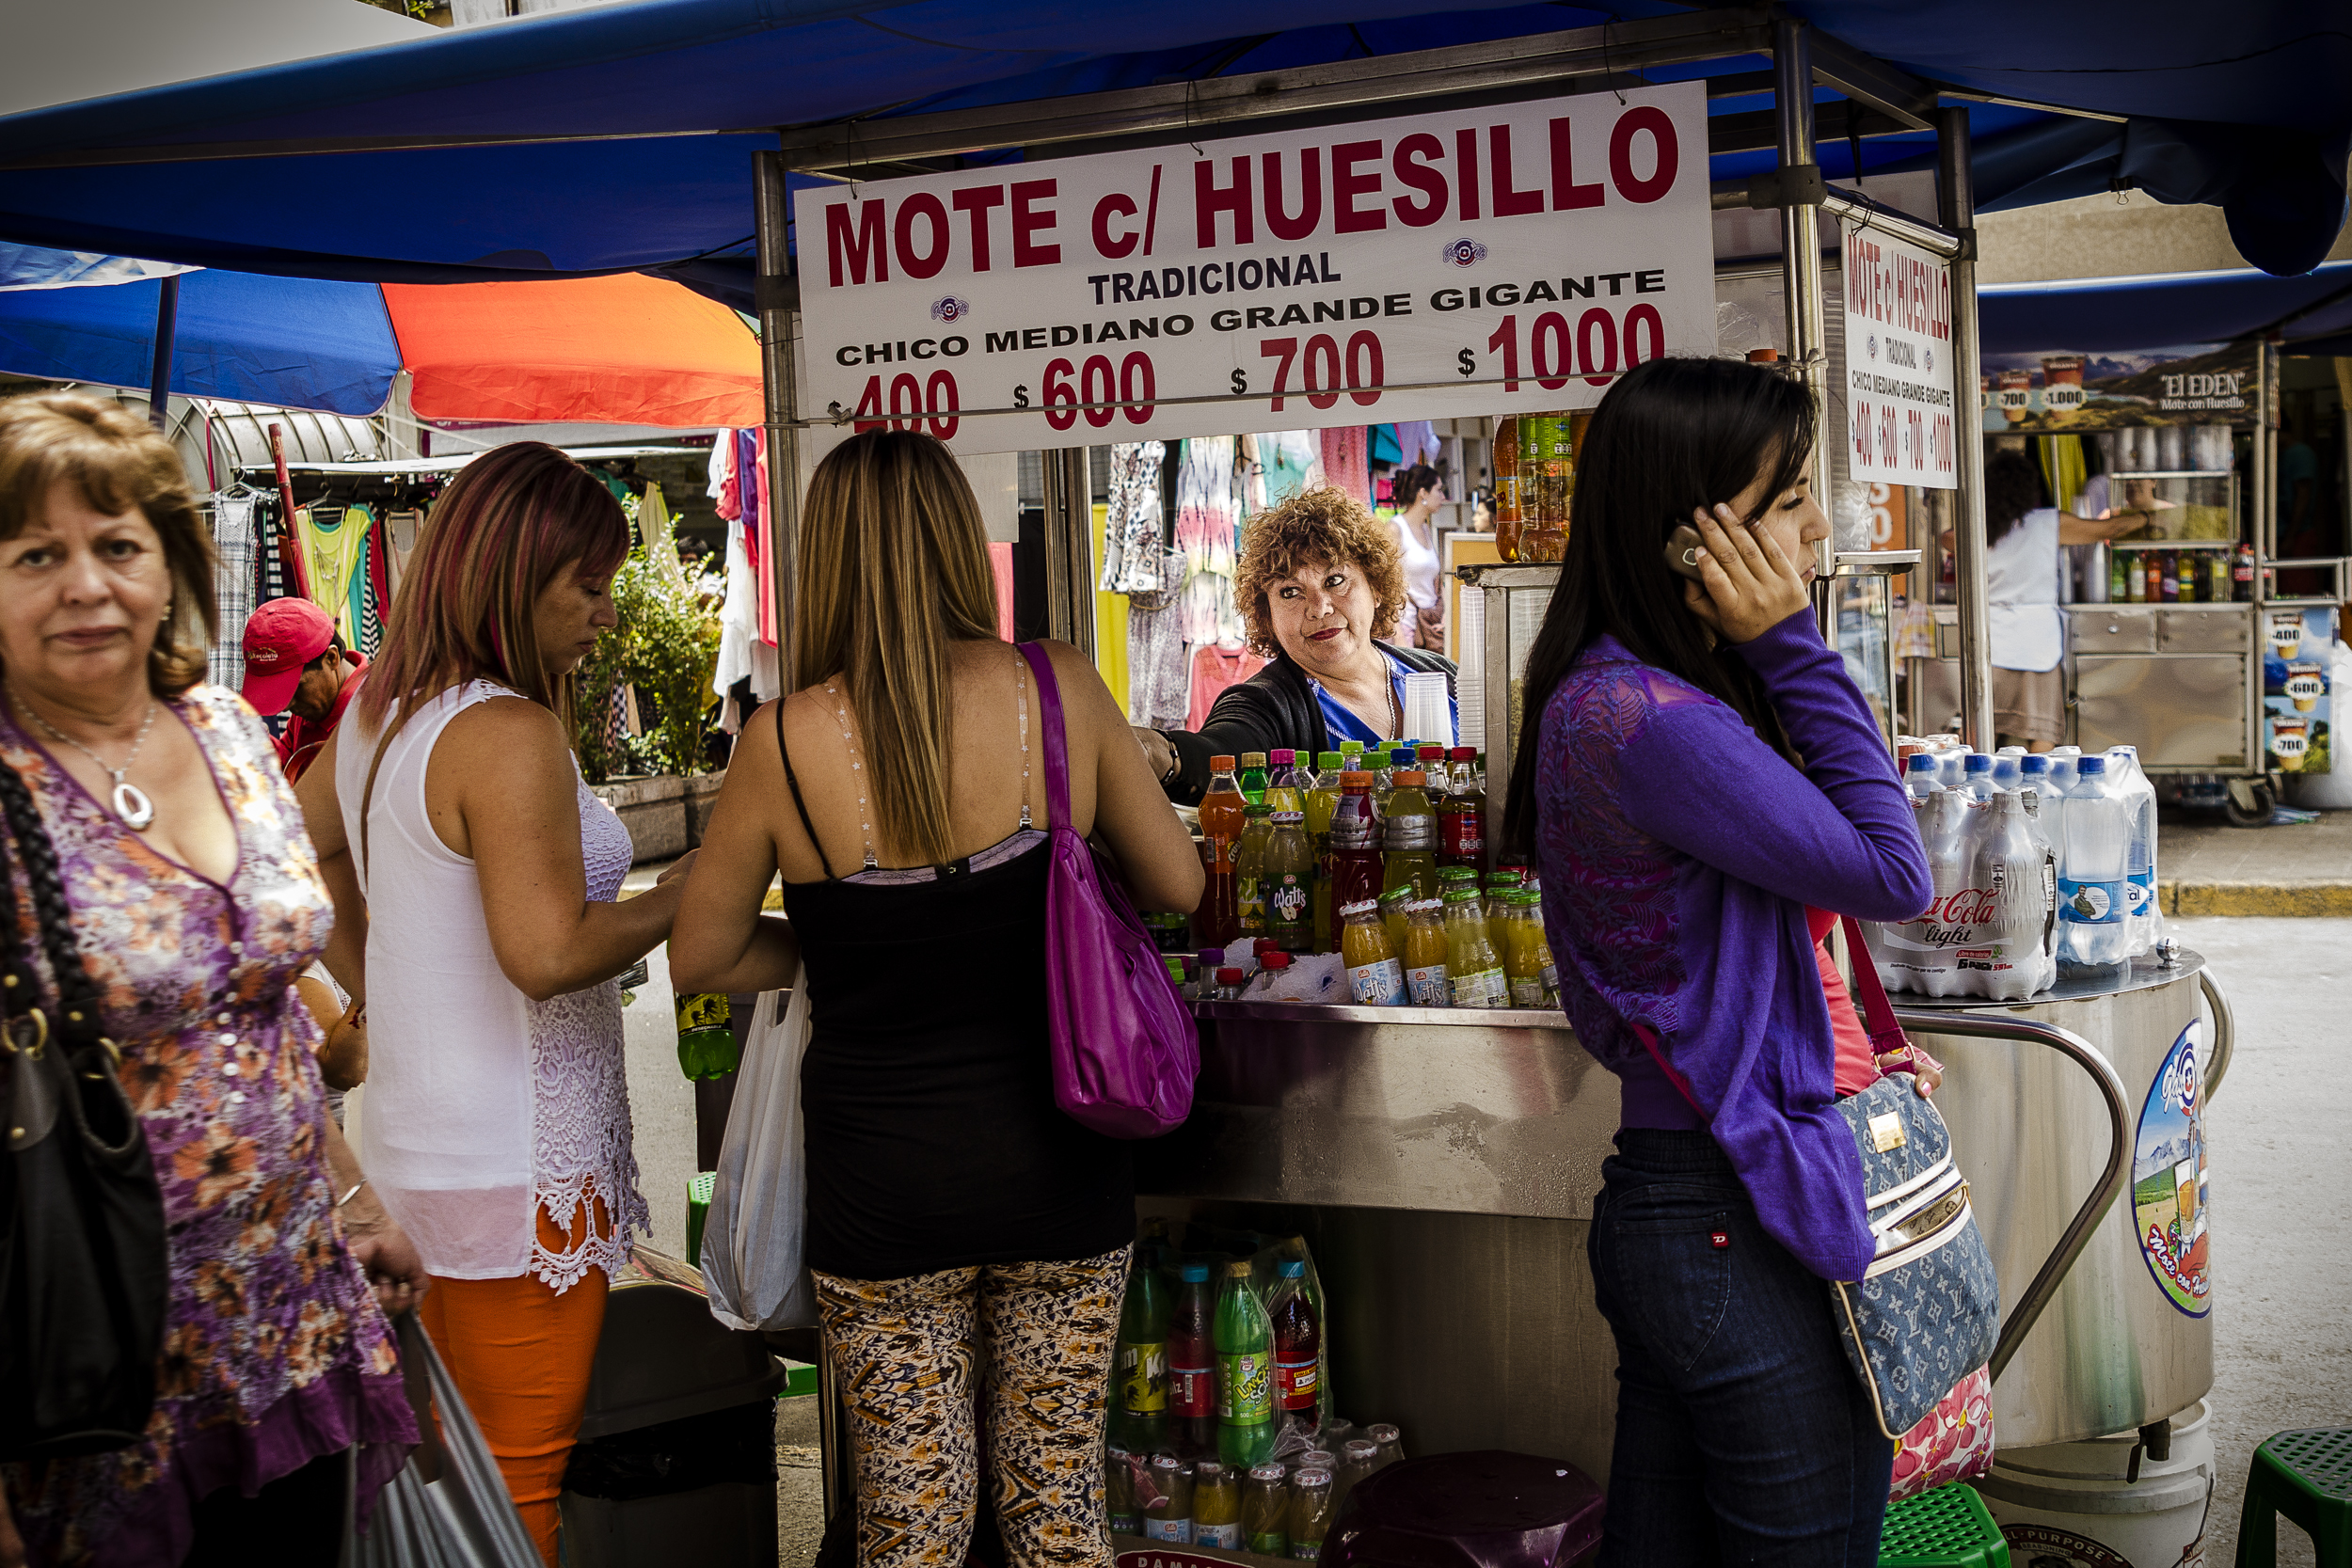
[1198, 755, 1247, 948]
[1338, 900, 1405, 1005]
[1402, 898, 1451, 1006]
[1493, 412, 1523, 562]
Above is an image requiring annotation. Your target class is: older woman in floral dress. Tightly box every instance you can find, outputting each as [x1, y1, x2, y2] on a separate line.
[0, 394, 421, 1568]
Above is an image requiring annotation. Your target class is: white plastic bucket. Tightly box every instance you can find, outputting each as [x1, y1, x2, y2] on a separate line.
[1977, 1400, 2217, 1568]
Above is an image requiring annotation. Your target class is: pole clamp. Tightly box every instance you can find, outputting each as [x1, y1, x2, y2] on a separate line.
[755, 271, 801, 315]
[1746, 164, 1827, 210]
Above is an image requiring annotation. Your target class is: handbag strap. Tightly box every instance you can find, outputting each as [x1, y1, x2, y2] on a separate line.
[1838, 914, 1912, 1056]
[1016, 643, 1072, 831]
[0, 751, 112, 1048]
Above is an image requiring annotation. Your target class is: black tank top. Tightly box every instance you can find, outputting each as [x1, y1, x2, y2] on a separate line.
[777, 708, 1135, 1281]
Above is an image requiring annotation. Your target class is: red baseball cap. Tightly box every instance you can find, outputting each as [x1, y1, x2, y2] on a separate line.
[241, 598, 337, 716]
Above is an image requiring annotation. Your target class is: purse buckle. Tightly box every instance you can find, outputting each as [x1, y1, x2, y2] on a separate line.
[1868, 1110, 1907, 1152]
[3, 1008, 48, 1061]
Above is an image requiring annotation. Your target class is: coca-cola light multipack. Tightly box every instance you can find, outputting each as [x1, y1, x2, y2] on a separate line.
[1867, 738, 2161, 998]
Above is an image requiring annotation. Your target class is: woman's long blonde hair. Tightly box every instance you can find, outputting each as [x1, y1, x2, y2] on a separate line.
[795, 431, 999, 866]
[358, 441, 628, 737]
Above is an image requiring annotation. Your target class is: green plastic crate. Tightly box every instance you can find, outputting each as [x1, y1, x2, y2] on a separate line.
[685, 1170, 716, 1268]
[1880, 1483, 2010, 1568]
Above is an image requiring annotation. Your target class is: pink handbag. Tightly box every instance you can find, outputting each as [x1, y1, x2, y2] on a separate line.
[1017, 643, 1198, 1138]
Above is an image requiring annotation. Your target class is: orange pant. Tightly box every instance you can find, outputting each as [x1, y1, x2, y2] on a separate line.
[418, 1205, 611, 1568]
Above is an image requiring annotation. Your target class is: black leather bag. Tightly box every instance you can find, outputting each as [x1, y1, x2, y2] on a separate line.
[0, 757, 167, 1461]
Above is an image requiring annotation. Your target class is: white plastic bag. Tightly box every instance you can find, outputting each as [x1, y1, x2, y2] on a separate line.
[342, 1313, 539, 1568]
[699, 970, 818, 1330]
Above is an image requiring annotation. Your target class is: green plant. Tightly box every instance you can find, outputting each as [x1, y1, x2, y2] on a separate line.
[575, 532, 723, 784]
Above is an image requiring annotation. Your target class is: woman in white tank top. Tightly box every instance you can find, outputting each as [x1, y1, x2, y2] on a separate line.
[1390, 462, 1445, 649]
[294, 444, 693, 1565]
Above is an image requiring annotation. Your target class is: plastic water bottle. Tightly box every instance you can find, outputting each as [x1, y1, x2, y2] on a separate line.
[1904, 753, 1944, 801]
[2046, 745, 2083, 797]
[1989, 751, 2025, 794]
[2057, 755, 2132, 970]
[1961, 791, 2053, 1000]
[1961, 752, 1998, 800]
[2106, 745, 2162, 956]
[1936, 743, 1968, 790]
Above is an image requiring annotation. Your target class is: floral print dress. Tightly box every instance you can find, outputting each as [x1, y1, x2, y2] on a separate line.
[0, 686, 415, 1567]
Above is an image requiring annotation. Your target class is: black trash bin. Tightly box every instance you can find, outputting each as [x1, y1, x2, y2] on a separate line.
[560, 1278, 788, 1567]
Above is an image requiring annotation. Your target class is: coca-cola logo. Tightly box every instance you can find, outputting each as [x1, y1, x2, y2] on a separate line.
[1926, 887, 1999, 926]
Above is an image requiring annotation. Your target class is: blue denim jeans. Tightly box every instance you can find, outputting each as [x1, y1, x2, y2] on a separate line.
[1589, 1130, 1892, 1567]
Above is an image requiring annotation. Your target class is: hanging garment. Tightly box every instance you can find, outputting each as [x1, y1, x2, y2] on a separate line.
[1237, 433, 1270, 515]
[637, 483, 690, 593]
[209, 492, 259, 689]
[295, 501, 373, 647]
[257, 494, 288, 604]
[711, 432, 740, 523]
[751, 430, 777, 647]
[1267, 429, 1324, 499]
[1100, 442, 1168, 594]
[1174, 437, 1236, 578]
[1126, 598, 1189, 730]
[359, 511, 389, 658]
[385, 509, 422, 601]
[712, 530, 760, 734]
[1370, 424, 1402, 467]
[1320, 427, 1370, 502]
[1392, 420, 1439, 468]
[1185, 643, 1267, 731]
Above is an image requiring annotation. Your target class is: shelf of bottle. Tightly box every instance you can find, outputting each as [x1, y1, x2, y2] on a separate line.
[2106, 539, 2238, 550]
[2107, 470, 2233, 482]
[2067, 600, 2250, 610]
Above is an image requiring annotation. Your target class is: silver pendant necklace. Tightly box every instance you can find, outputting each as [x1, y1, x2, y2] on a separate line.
[13, 688, 162, 830]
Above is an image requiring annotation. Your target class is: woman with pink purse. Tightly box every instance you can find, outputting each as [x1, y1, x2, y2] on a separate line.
[671, 430, 1201, 1567]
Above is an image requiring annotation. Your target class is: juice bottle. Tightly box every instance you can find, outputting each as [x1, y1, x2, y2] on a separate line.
[1370, 748, 1397, 816]
[1198, 756, 1247, 948]
[1238, 752, 1270, 806]
[1327, 773, 1384, 952]
[1493, 410, 1523, 561]
[1263, 749, 1306, 814]
[1483, 868, 1524, 956]
[1214, 1260, 1276, 1466]
[1339, 900, 1406, 1005]
[1506, 890, 1559, 1006]
[1263, 811, 1315, 953]
[1234, 803, 1274, 942]
[1381, 769, 1439, 906]
[1193, 1460, 1243, 1547]
[1304, 752, 1344, 954]
[1268, 1259, 1322, 1431]
[1288, 1468, 1336, 1560]
[1338, 739, 1365, 770]
[1168, 1261, 1216, 1455]
[1402, 897, 1451, 1006]
[1444, 887, 1506, 1007]
[1438, 746, 1485, 870]
[1377, 885, 1413, 958]
[1415, 744, 1450, 800]
[1115, 1256, 1170, 1454]
[1244, 1465, 1290, 1556]
[1145, 1454, 1193, 1542]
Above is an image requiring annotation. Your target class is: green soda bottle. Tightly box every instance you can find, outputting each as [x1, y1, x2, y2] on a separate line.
[1234, 803, 1275, 942]
[1214, 1259, 1276, 1466]
[1114, 1256, 1171, 1453]
[675, 992, 737, 1081]
[1238, 752, 1270, 807]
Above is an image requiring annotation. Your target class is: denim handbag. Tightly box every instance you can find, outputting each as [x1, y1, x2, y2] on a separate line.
[1830, 920, 2001, 1440]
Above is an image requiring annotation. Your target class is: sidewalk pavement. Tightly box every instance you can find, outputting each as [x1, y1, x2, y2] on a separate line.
[2159, 807, 2352, 916]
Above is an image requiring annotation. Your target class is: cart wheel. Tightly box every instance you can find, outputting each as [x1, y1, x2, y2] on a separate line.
[2222, 780, 2274, 829]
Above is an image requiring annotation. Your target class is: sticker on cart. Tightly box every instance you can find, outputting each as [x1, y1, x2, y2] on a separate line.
[2131, 1020, 2210, 1317]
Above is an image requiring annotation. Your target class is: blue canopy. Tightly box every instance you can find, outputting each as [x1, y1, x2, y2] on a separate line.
[0, 267, 400, 415]
[0, 0, 2342, 306]
[1979, 262, 2352, 356]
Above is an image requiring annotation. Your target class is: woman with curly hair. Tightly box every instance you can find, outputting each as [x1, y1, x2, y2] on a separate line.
[1134, 486, 1456, 804]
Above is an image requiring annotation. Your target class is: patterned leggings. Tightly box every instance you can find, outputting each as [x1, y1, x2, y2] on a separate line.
[813, 1245, 1129, 1568]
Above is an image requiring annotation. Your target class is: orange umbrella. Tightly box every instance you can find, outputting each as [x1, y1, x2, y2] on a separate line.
[383, 272, 760, 430]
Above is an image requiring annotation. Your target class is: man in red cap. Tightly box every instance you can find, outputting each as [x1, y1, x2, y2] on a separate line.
[242, 598, 367, 783]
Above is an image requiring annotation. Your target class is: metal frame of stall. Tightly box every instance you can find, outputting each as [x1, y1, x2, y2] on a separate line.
[742, 6, 2249, 1527]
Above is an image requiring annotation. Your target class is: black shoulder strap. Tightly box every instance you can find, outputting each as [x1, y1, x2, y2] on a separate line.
[774, 697, 836, 881]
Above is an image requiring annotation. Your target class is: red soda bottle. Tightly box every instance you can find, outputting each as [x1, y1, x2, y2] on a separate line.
[1269, 1259, 1322, 1433]
[1168, 1261, 1216, 1454]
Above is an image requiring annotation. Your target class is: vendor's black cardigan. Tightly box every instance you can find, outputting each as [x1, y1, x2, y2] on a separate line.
[1160, 644, 1459, 806]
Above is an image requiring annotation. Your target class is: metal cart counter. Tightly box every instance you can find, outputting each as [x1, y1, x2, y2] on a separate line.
[1134, 1002, 1624, 1483]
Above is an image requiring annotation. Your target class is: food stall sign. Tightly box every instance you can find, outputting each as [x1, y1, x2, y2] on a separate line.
[796, 83, 1715, 453]
[1841, 222, 1958, 490]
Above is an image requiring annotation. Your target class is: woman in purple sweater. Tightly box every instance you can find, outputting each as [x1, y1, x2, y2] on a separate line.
[1502, 357, 1933, 1565]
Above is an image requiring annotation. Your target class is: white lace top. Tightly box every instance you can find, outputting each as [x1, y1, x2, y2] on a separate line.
[338, 681, 647, 1290]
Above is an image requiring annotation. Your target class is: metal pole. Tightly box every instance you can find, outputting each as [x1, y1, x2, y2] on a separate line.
[755, 149, 803, 691]
[1937, 105, 1994, 749]
[1773, 17, 1834, 590]
[146, 274, 180, 434]
[1041, 448, 1095, 654]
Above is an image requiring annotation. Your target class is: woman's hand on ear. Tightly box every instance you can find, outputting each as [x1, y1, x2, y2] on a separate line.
[1683, 503, 1811, 643]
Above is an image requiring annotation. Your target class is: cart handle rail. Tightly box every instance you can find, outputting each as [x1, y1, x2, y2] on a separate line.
[2198, 968, 2235, 1102]
[1890, 1009, 2132, 1385]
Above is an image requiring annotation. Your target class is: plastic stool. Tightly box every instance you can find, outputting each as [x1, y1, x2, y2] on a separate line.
[686, 1171, 715, 1267]
[1879, 1483, 2010, 1568]
[2236, 1428, 2352, 1567]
